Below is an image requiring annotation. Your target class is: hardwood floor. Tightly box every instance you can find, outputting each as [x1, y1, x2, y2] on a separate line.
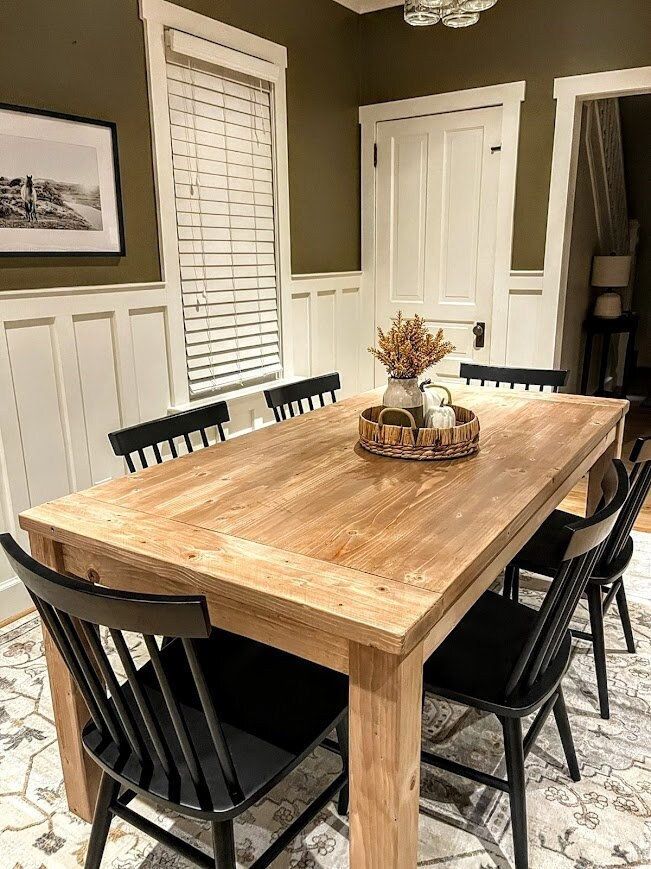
[560, 403, 650, 532]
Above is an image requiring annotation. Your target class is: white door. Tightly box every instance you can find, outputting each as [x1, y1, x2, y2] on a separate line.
[374, 106, 502, 381]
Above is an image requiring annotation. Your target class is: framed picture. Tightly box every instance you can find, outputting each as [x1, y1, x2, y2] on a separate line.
[0, 103, 125, 256]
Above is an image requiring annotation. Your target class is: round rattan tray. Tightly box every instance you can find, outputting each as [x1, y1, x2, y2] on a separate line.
[358, 405, 480, 461]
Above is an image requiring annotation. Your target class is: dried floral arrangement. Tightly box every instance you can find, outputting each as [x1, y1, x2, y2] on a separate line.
[368, 311, 455, 379]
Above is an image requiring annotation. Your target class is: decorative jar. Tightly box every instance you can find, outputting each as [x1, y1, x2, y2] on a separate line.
[382, 377, 424, 427]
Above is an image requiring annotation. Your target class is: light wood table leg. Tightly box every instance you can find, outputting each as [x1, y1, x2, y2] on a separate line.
[586, 415, 626, 516]
[28, 532, 100, 823]
[349, 641, 423, 868]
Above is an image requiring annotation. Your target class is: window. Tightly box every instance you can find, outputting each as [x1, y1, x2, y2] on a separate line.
[165, 30, 283, 395]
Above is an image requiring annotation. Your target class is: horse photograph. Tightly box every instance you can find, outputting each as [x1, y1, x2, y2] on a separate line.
[0, 104, 124, 255]
[0, 133, 103, 232]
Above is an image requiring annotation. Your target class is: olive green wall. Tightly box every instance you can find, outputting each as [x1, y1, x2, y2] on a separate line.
[360, 0, 651, 270]
[0, 0, 361, 291]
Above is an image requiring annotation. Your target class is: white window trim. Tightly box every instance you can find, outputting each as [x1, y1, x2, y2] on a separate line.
[539, 65, 651, 367]
[359, 81, 525, 376]
[140, 0, 294, 406]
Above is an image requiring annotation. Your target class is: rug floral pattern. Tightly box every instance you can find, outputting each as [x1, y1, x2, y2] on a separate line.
[1, 532, 649, 868]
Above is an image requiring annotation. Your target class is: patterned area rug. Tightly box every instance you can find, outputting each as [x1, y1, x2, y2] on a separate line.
[1, 532, 649, 869]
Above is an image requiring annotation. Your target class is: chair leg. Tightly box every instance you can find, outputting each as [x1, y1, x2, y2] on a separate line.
[212, 820, 236, 869]
[502, 717, 528, 869]
[336, 715, 350, 816]
[553, 688, 580, 782]
[503, 563, 514, 598]
[84, 773, 120, 869]
[587, 584, 610, 720]
[615, 583, 636, 654]
[503, 564, 520, 602]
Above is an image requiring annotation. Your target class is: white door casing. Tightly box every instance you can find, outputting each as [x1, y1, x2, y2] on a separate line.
[540, 66, 651, 367]
[360, 81, 525, 384]
[375, 106, 502, 380]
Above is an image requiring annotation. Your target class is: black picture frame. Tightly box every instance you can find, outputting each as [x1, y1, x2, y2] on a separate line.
[0, 102, 125, 257]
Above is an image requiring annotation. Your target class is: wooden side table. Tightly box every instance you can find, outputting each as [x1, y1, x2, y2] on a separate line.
[580, 312, 638, 397]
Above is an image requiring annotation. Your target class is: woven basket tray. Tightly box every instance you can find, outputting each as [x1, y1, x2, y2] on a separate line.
[359, 405, 480, 461]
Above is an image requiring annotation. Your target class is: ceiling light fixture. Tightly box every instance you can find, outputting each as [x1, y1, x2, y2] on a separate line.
[404, 0, 497, 28]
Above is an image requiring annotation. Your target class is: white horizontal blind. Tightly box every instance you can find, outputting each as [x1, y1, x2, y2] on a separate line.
[166, 38, 282, 395]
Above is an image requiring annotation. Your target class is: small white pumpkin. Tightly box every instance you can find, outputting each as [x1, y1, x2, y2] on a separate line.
[422, 383, 456, 430]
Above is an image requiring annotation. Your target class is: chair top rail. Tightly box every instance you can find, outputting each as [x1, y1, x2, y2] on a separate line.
[109, 401, 230, 458]
[459, 363, 568, 390]
[264, 373, 341, 410]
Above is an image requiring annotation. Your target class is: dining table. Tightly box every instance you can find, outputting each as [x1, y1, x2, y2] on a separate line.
[19, 384, 628, 869]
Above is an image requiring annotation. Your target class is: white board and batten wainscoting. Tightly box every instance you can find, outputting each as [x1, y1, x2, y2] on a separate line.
[0, 270, 365, 623]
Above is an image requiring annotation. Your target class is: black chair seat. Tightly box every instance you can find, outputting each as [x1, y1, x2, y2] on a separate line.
[83, 630, 348, 820]
[423, 590, 571, 716]
[513, 509, 634, 583]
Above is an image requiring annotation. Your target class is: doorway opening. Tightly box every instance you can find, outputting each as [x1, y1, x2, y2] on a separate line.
[539, 65, 651, 409]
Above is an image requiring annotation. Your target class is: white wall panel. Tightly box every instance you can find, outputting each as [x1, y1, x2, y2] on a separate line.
[5, 319, 72, 507]
[290, 272, 366, 397]
[504, 271, 544, 368]
[337, 287, 362, 395]
[506, 294, 543, 368]
[73, 313, 124, 485]
[291, 293, 311, 378]
[313, 291, 337, 376]
[130, 307, 172, 424]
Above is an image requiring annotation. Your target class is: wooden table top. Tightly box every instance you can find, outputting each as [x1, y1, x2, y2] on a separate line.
[20, 386, 627, 657]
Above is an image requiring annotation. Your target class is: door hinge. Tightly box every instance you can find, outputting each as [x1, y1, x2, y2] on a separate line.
[490, 145, 502, 153]
[373, 142, 378, 168]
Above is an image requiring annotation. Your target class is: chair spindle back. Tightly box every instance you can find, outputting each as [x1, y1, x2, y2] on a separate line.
[505, 460, 629, 696]
[0, 534, 244, 805]
[602, 435, 651, 567]
[109, 401, 230, 473]
[460, 363, 568, 393]
[264, 372, 341, 422]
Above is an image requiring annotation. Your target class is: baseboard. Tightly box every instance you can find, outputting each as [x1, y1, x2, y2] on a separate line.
[0, 575, 31, 626]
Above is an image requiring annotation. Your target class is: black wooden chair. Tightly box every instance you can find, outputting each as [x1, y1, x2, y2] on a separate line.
[264, 373, 341, 422]
[504, 435, 651, 720]
[420, 459, 629, 869]
[1, 534, 349, 869]
[459, 363, 568, 392]
[109, 401, 230, 473]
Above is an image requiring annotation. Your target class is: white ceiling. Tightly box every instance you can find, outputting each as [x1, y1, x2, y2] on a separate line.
[333, 0, 402, 13]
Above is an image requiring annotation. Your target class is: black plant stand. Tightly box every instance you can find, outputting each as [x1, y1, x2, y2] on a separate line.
[580, 312, 638, 397]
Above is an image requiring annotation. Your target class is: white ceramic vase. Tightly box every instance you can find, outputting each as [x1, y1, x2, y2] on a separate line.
[382, 376, 424, 427]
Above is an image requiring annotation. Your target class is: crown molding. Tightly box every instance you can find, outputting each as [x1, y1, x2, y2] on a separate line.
[332, 0, 402, 13]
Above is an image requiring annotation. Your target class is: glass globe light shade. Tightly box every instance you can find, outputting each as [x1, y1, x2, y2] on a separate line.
[442, 8, 480, 26]
[404, 0, 442, 25]
[460, 0, 498, 11]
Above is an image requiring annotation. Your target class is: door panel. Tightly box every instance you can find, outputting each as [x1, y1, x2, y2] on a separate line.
[375, 106, 502, 383]
[388, 133, 428, 304]
[438, 126, 483, 303]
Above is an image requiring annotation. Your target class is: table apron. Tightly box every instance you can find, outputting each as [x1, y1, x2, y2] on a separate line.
[60, 543, 350, 673]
